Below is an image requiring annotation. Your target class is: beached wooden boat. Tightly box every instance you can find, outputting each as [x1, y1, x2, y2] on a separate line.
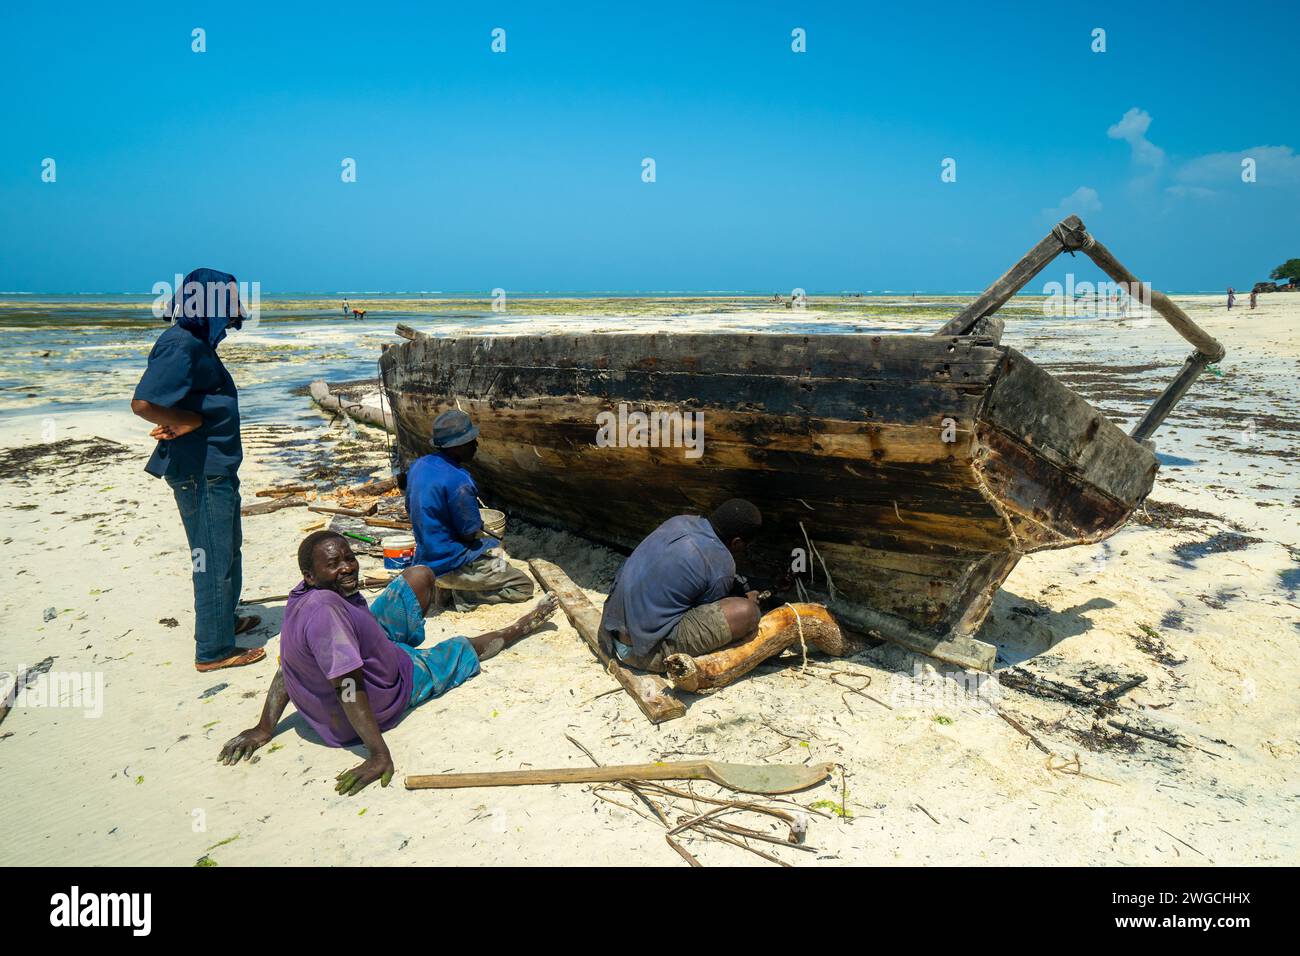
[378, 217, 1225, 670]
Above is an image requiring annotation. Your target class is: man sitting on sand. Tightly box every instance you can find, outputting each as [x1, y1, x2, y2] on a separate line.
[218, 530, 557, 795]
[405, 408, 535, 609]
[598, 499, 764, 673]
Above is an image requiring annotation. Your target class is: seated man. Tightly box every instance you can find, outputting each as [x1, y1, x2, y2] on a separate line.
[218, 530, 557, 795]
[598, 499, 764, 673]
[405, 408, 534, 610]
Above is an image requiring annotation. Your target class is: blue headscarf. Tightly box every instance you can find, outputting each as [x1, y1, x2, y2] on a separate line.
[166, 268, 245, 349]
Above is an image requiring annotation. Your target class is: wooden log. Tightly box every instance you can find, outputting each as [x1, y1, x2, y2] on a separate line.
[365, 517, 413, 530]
[308, 502, 379, 517]
[254, 484, 314, 498]
[933, 216, 1081, 337]
[346, 475, 398, 496]
[829, 602, 997, 672]
[527, 558, 685, 724]
[309, 379, 396, 433]
[394, 323, 427, 342]
[241, 496, 308, 517]
[664, 603, 853, 692]
[1081, 238, 1225, 362]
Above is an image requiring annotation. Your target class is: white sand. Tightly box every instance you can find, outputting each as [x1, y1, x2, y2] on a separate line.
[1, 294, 1297, 866]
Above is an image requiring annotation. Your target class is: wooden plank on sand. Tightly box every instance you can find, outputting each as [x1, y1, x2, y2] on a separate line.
[527, 558, 685, 724]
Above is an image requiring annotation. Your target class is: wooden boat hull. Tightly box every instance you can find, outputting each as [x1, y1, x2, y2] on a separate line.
[379, 331, 1158, 669]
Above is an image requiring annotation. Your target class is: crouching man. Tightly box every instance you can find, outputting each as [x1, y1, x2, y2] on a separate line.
[218, 530, 557, 795]
[598, 499, 765, 673]
[406, 408, 535, 610]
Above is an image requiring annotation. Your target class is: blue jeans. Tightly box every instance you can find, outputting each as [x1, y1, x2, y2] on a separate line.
[166, 474, 243, 663]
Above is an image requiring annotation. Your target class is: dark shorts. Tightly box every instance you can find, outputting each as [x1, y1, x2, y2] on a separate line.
[614, 601, 733, 673]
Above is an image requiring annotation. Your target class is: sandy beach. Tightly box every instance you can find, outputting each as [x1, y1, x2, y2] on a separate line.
[1, 293, 1296, 867]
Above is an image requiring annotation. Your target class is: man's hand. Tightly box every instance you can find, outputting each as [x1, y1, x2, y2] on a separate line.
[335, 753, 395, 796]
[745, 590, 761, 603]
[150, 419, 201, 441]
[218, 727, 272, 764]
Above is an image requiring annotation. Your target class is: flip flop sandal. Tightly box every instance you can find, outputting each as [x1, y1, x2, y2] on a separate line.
[234, 615, 262, 636]
[195, 647, 266, 673]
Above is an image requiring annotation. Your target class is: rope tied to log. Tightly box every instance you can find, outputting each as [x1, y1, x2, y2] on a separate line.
[785, 603, 809, 672]
[1052, 221, 1095, 256]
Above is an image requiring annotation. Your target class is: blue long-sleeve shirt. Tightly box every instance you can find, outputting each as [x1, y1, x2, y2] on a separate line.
[405, 452, 496, 575]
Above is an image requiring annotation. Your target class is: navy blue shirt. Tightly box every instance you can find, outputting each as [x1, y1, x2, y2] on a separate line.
[600, 515, 736, 658]
[406, 452, 496, 576]
[133, 324, 242, 479]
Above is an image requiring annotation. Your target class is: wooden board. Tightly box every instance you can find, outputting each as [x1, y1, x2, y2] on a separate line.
[527, 558, 685, 724]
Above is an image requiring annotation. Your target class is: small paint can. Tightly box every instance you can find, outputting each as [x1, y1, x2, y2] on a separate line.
[381, 533, 416, 570]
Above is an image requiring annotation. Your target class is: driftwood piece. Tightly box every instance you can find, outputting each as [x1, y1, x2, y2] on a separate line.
[254, 484, 313, 498]
[347, 475, 398, 496]
[527, 558, 685, 724]
[664, 603, 853, 692]
[0, 656, 57, 727]
[240, 496, 308, 517]
[365, 517, 413, 530]
[308, 379, 395, 432]
[308, 502, 378, 518]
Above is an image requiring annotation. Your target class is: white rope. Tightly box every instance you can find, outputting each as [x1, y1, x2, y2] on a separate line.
[784, 602, 808, 672]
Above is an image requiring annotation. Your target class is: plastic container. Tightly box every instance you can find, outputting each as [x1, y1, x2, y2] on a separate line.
[381, 533, 416, 570]
[479, 508, 507, 538]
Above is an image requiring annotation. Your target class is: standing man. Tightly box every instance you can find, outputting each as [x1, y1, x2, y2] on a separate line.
[131, 268, 264, 672]
[1227, 287, 1236, 310]
[405, 409, 535, 609]
[598, 499, 765, 673]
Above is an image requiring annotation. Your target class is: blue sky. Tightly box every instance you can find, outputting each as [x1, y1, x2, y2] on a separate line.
[1, 1, 1295, 293]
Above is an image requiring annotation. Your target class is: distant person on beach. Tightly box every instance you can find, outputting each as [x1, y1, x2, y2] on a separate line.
[1250, 290, 1258, 310]
[218, 531, 557, 794]
[597, 499, 765, 673]
[131, 268, 263, 673]
[342, 299, 349, 315]
[1227, 287, 1235, 310]
[405, 409, 536, 608]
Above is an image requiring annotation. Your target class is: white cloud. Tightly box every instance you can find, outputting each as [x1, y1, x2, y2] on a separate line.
[1175, 145, 1300, 185]
[1043, 186, 1102, 220]
[1107, 107, 1166, 170]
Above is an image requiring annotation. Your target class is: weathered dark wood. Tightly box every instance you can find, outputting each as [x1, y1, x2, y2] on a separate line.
[241, 496, 308, 516]
[527, 558, 685, 724]
[934, 216, 1082, 337]
[1081, 238, 1225, 362]
[382, 330, 1163, 668]
[1129, 351, 1215, 443]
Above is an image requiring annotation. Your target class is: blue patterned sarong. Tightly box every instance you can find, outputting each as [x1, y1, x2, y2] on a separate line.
[370, 575, 481, 707]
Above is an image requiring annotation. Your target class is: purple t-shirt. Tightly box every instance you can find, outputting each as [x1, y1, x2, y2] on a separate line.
[278, 582, 414, 746]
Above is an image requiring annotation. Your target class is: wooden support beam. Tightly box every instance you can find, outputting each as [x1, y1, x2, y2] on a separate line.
[831, 602, 997, 672]
[934, 216, 1082, 338]
[1081, 238, 1225, 362]
[528, 558, 685, 724]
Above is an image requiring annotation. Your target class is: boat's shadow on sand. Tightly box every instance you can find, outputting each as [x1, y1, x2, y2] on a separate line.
[977, 591, 1116, 668]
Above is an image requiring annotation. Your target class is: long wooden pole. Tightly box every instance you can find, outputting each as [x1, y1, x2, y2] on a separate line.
[527, 558, 685, 724]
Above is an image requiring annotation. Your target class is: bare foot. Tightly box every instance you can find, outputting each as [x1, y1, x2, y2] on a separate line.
[468, 594, 560, 661]
[509, 593, 559, 638]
